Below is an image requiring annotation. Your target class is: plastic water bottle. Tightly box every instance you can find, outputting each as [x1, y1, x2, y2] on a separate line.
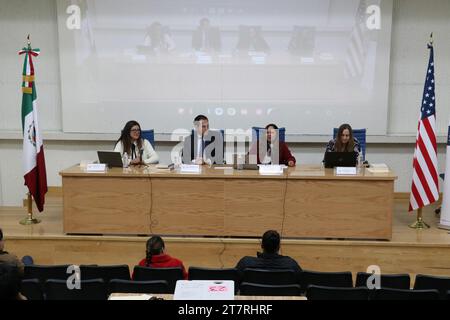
[357, 152, 363, 171]
[122, 152, 129, 168]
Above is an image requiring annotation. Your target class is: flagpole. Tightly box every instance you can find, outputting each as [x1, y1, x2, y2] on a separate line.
[20, 192, 41, 225]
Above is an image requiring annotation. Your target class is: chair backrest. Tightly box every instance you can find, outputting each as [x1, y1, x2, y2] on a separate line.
[333, 128, 366, 161]
[372, 288, 440, 300]
[141, 129, 155, 148]
[239, 282, 301, 296]
[355, 272, 411, 290]
[252, 127, 286, 143]
[414, 274, 450, 299]
[21, 279, 44, 300]
[45, 279, 107, 300]
[188, 267, 241, 293]
[300, 270, 353, 293]
[306, 285, 370, 300]
[24, 265, 71, 284]
[109, 279, 170, 294]
[80, 265, 130, 283]
[242, 268, 299, 286]
[133, 266, 184, 293]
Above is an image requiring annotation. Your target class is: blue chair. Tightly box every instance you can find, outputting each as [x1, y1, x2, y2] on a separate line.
[333, 128, 366, 161]
[141, 129, 155, 148]
[252, 127, 286, 143]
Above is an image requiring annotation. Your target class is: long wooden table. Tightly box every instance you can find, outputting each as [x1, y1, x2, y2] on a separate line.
[60, 165, 396, 240]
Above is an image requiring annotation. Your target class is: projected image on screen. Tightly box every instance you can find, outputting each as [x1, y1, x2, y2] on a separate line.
[57, 0, 392, 135]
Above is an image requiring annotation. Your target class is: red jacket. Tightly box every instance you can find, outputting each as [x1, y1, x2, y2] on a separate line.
[250, 141, 296, 165]
[134, 254, 188, 280]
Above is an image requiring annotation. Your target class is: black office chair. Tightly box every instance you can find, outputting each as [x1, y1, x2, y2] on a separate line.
[188, 267, 241, 293]
[306, 285, 370, 300]
[239, 282, 301, 296]
[21, 279, 44, 300]
[300, 270, 353, 294]
[80, 265, 130, 283]
[355, 272, 411, 290]
[24, 265, 71, 284]
[242, 268, 299, 286]
[109, 279, 169, 294]
[414, 274, 450, 299]
[45, 279, 108, 300]
[133, 266, 183, 293]
[372, 288, 439, 300]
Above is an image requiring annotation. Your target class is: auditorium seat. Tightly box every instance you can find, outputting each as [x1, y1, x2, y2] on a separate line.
[355, 272, 411, 289]
[239, 282, 301, 296]
[21, 279, 44, 300]
[306, 285, 370, 300]
[188, 267, 241, 293]
[45, 279, 107, 300]
[132, 266, 183, 293]
[372, 288, 440, 300]
[300, 270, 353, 294]
[24, 265, 71, 284]
[109, 279, 169, 294]
[242, 268, 299, 286]
[414, 274, 450, 299]
[80, 264, 130, 283]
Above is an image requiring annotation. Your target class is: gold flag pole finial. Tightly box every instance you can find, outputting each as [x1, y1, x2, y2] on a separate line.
[429, 32, 433, 45]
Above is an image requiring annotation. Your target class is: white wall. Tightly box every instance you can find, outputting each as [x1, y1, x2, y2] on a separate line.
[1, 0, 450, 206]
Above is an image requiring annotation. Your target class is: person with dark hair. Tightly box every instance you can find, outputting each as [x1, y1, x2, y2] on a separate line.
[114, 120, 159, 165]
[236, 26, 270, 54]
[235, 230, 302, 273]
[324, 123, 361, 161]
[0, 264, 26, 300]
[249, 124, 296, 167]
[182, 115, 224, 165]
[192, 18, 221, 52]
[144, 22, 176, 54]
[134, 235, 188, 280]
[0, 228, 26, 276]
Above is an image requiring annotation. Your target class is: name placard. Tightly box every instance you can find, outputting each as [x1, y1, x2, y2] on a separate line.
[335, 167, 357, 175]
[86, 163, 107, 172]
[259, 165, 284, 175]
[180, 164, 201, 173]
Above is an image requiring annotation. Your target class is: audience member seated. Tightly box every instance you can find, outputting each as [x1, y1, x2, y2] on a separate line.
[249, 124, 296, 167]
[135, 235, 188, 280]
[0, 228, 34, 276]
[0, 264, 26, 300]
[235, 230, 302, 273]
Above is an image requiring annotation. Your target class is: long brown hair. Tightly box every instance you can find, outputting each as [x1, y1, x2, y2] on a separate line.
[335, 123, 355, 152]
[145, 236, 165, 267]
[116, 120, 143, 155]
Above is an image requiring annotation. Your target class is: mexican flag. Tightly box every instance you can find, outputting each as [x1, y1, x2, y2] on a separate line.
[19, 40, 47, 212]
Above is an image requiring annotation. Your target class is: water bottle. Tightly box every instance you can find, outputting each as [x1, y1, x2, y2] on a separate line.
[122, 152, 129, 168]
[357, 152, 363, 171]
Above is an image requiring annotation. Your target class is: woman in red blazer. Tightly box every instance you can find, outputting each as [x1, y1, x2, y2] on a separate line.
[134, 236, 188, 280]
[250, 124, 296, 167]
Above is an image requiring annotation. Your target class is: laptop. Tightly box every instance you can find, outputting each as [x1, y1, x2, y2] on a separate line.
[232, 154, 258, 170]
[324, 151, 357, 168]
[97, 151, 123, 168]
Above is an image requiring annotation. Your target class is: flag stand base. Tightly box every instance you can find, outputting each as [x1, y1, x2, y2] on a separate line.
[409, 209, 430, 229]
[19, 193, 41, 225]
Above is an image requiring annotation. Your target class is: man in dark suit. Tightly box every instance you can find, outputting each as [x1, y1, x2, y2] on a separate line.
[182, 115, 224, 164]
[192, 18, 221, 52]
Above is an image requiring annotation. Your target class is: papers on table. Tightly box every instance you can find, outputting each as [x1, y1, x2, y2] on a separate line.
[174, 280, 234, 300]
[367, 163, 389, 173]
[109, 294, 153, 300]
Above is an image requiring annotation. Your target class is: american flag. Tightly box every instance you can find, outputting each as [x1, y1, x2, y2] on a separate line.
[344, 0, 368, 79]
[409, 40, 439, 212]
